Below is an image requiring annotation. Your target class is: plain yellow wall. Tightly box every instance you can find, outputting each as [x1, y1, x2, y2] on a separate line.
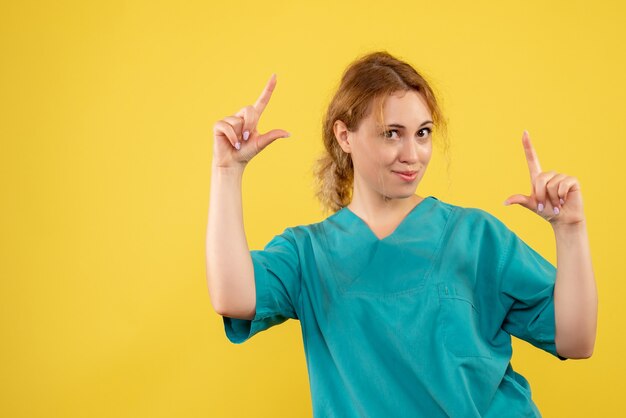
[1, 0, 624, 417]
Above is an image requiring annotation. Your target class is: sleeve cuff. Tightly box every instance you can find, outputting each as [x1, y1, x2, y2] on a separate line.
[533, 297, 568, 361]
[222, 255, 288, 344]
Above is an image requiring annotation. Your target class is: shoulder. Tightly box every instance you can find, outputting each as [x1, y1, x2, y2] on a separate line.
[434, 198, 514, 239]
[268, 214, 335, 248]
[271, 206, 363, 252]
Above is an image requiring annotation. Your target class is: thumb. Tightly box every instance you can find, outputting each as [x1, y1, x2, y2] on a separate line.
[256, 129, 291, 152]
[503, 194, 533, 209]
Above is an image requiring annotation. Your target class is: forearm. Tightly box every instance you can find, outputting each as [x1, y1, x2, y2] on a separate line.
[206, 163, 255, 316]
[553, 220, 598, 358]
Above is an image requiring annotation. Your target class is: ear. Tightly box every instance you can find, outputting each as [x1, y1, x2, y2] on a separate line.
[333, 120, 352, 153]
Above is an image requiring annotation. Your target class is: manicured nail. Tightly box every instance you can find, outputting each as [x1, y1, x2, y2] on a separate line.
[538, 203, 544, 212]
[235, 141, 241, 150]
[243, 131, 250, 141]
[553, 207, 560, 215]
[560, 198, 565, 205]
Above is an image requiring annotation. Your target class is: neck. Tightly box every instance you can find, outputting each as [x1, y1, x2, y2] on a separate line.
[347, 180, 423, 225]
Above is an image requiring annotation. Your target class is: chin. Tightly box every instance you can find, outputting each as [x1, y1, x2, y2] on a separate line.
[381, 188, 419, 200]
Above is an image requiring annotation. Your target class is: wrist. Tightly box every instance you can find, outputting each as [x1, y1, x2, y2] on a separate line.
[211, 161, 246, 177]
[551, 218, 587, 237]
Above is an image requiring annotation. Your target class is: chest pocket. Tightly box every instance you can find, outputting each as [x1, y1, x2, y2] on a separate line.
[438, 282, 492, 359]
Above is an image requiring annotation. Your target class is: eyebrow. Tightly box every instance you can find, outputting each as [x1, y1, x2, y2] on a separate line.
[385, 121, 434, 129]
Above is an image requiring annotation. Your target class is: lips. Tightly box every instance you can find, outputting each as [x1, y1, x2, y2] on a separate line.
[392, 170, 418, 182]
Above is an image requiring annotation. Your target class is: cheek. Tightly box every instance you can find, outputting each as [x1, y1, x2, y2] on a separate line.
[419, 143, 433, 162]
[360, 141, 394, 167]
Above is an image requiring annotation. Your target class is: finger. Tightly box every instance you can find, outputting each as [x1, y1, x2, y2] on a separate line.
[223, 115, 244, 135]
[533, 170, 557, 213]
[546, 173, 568, 209]
[235, 105, 258, 142]
[253, 73, 277, 117]
[213, 120, 240, 150]
[504, 193, 533, 210]
[557, 176, 581, 203]
[522, 130, 542, 182]
[254, 129, 291, 153]
[223, 115, 245, 148]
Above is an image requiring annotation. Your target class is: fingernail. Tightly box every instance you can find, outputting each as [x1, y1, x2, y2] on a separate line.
[560, 198, 565, 205]
[553, 207, 560, 215]
[538, 203, 544, 212]
[285, 132, 291, 138]
[243, 131, 249, 141]
[503, 200, 509, 206]
[235, 141, 241, 150]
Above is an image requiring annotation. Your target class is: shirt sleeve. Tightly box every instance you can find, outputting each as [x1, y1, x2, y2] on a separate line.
[222, 228, 302, 344]
[497, 228, 568, 361]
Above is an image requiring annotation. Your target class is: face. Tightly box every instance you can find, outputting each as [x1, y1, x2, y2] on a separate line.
[334, 90, 434, 202]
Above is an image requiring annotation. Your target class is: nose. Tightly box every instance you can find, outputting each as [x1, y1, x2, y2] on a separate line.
[399, 138, 419, 165]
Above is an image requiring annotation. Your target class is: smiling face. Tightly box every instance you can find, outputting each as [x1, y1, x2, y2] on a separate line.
[334, 89, 434, 204]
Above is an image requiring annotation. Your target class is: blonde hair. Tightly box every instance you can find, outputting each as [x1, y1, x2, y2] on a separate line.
[314, 51, 449, 213]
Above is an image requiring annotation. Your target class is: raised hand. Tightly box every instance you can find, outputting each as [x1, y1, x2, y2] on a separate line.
[212, 74, 291, 168]
[504, 131, 585, 227]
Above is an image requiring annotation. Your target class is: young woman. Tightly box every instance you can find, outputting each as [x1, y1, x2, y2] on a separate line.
[206, 51, 597, 417]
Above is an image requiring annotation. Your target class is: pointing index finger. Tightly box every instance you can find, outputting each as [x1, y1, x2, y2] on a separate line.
[522, 130, 542, 181]
[253, 73, 277, 116]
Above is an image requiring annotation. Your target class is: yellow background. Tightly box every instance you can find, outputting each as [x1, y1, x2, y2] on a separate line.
[1, 0, 624, 416]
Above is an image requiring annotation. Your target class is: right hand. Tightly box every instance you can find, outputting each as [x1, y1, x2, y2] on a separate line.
[212, 73, 291, 169]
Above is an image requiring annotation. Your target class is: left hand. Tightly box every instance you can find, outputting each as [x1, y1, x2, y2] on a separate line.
[504, 130, 585, 227]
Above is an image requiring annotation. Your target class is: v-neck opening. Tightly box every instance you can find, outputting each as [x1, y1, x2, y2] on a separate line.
[343, 196, 435, 242]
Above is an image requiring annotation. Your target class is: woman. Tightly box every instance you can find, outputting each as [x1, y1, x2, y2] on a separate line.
[206, 51, 597, 417]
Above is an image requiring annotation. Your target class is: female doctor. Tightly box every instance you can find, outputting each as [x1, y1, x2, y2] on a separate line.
[206, 51, 597, 417]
